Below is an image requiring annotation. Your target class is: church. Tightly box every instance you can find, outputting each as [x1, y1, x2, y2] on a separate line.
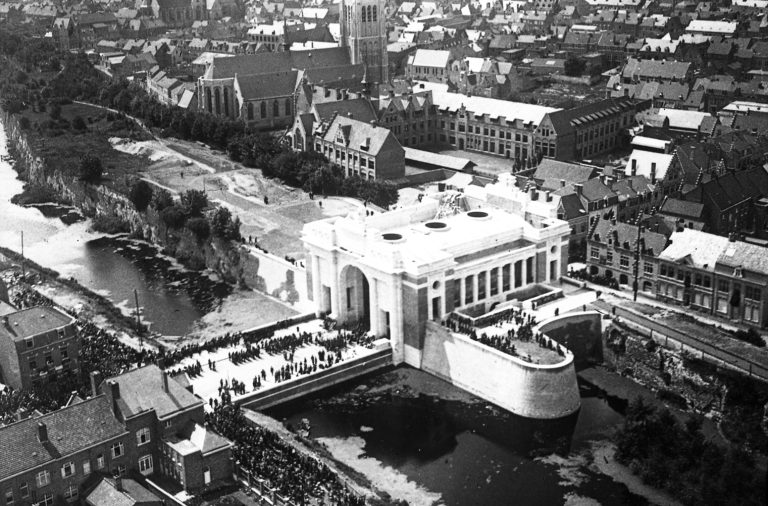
[197, 0, 389, 128]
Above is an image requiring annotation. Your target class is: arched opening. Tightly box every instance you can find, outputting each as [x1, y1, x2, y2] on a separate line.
[589, 265, 599, 275]
[294, 129, 304, 150]
[260, 101, 267, 118]
[285, 98, 292, 117]
[273, 100, 279, 117]
[247, 102, 254, 120]
[619, 274, 629, 285]
[214, 88, 221, 115]
[205, 88, 212, 112]
[223, 87, 230, 116]
[339, 265, 370, 330]
[605, 269, 613, 279]
[643, 281, 653, 292]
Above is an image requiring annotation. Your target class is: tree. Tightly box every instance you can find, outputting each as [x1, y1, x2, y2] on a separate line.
[48, 101, 61, 120]
[129, 180, 153, 212]
[180, 189, 208, 217]
[210, 207, 240, 240]
[160, 205, 186, 229]
[78, 153, 102, 183]
[151, 188, 174, 211]
[18, 116, 30, 129]
[186, 217, 210, 241]
[71, 115, 86, 131]
[564, 57, 586, 77]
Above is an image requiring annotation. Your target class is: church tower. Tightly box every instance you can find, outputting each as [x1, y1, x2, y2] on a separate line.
[340, 0, 389, 84]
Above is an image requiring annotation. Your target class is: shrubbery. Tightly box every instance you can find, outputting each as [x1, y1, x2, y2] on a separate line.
[615, 397, 763, 506]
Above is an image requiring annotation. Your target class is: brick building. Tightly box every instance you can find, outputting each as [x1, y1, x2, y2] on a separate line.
[0, 306, 78, 391]
[656, 229, 768, 328]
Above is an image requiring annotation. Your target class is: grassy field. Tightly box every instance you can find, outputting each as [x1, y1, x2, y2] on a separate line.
[18, 102, 149, 195]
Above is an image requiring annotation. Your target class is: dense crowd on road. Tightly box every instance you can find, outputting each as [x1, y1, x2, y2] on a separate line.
[207, 404, 366, 506]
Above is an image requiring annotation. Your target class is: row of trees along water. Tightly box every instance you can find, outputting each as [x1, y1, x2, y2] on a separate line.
[0, 26, 398, 209]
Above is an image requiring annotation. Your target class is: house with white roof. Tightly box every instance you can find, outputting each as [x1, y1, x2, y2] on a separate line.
[406, 49, 452, 80]
[685, 20, 738, 37]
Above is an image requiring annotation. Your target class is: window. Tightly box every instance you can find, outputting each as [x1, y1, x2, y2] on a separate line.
[465, 275, 474, 304]
[61, 461, 76, 478]
[644, 263, 653, 275]
[59, 346, 68, 359]
[136, 427, 151, 445]
[477, 271, 486, 300]
[260, 102, 266, 118]
[5, 490, 12, 505]
[746, 286, 762, 301]
[18, 483, 27, 499]
[39, 493, 53, 506]
[26, 338, 33, 348]
[164, 420, 173, 429]
[606, 251, 613, 263]
[82, 460, 91, 476]
[502, 264, 511, 291]
[718, 279, 729, 293]
[591, 248, 600, 260]
[139, 455, 153, 475]
[111, 442, 124, 459]
[63, 485, 78, 502]
[694, 274, 702, 286]
[29, 359, 37, 371]
[115, 465, 126, 477]
[36, 470, 50, 488]
[96, 454, 105, 469]
[490, 268, 499, 296]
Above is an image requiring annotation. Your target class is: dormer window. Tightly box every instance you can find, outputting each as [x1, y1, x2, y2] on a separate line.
[734, 267, 743, 278]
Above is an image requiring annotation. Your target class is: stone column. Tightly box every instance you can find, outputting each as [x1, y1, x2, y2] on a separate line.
[311, 255, 322, 317]
[472, 274, 478, 302]
[330, 254, 340, 318]
[458, 276, 465, 308]
[521, 259, 527, 287]
[369, 277, 379, 336]
[390, 275, 404, 364]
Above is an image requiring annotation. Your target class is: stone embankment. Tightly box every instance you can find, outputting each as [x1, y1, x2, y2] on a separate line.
[1, 109, 251, 286]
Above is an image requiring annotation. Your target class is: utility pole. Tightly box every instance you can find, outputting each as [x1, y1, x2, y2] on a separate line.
[633, 212, 644, 302]
[134, 288, 142, 346]
[20, 231, 25, 281]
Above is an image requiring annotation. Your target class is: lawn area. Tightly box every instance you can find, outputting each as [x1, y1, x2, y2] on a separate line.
[17, 102, 150, 195]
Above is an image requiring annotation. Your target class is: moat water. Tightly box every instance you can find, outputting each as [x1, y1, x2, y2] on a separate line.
[0, 122, 225, 335]
[270, 368, 655, 506]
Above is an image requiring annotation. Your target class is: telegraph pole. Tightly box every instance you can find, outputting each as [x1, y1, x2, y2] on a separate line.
[134, 288, 142, 346]
[633, 212, 643, 302]
[20, 231, 25, 281]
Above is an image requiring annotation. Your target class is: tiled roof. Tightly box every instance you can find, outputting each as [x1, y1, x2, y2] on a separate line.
[207, 47, 350, 79]
[104, 365, 202, 420]
[658, 228, 730, 270]
[0, 306, 74, 342]
[323, 115, 400, 157]
[86, 477, 161, 506]
[0, 396, 126, 480]
[660, 197, 704, 218]
[718, 241, 768, 274]
[534, 159, 598, 186]
[623, 58, 691, 81]
[179, 421, 231, 455]
[315, 98, 377, 123]
[543, 97, 636, 136]
[235, 71, 298, 100]
[591, 217, 669, 255]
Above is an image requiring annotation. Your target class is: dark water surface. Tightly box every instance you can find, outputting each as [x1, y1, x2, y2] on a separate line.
[0, 123, 226, 335]
[270, 370, 648, 506]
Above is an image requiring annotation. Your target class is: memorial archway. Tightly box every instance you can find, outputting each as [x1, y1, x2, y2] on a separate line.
[339, 265, 371, 329]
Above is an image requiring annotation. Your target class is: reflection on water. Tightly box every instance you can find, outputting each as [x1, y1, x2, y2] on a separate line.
[0, 122, 226, 335]
[270, 371, 645, 506]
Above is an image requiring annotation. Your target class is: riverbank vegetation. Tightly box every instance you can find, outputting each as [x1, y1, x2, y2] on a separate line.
[614, 396, 764, 506]
[0, 24, 398, 208]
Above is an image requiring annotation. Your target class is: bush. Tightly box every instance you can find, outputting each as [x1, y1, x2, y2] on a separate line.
[18, 116, 30, 129]
[71, 115, 86, 131]
[210, 207, 240, 241]
[152, 188, 174, 211]
[180, 189, 208, 217]
[10, 183, 58, 205]
[732, 328, 765, 347]
[186, 216, 210, 241]
[91, 214, 130, 234]
[160, 204, 187, 229]
[78, 153, 103, 183]
[128, 180, 153, 212]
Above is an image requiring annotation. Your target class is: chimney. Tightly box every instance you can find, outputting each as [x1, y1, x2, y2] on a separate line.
[37, 422, 48, 443]
[560, 179, 566, 188]
[574, 183, 583, 196]
[347, 111, 353, 118]
[545, 190, 552, 202]
[650, 162, 657, 183]
[631, 159, 637, 176]
[114, 475, 123, 492]
[109, 380, 120, 400]
[528, 187, 536, 199]
[90, 371, 102, 398]
[162, 369, 170, 393]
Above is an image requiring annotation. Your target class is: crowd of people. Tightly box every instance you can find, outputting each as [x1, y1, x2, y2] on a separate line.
[445, 308, 565, 360]
[207, 404, 366, 506]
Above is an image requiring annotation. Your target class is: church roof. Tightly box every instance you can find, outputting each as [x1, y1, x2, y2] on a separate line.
[206, 47, 351, 80]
